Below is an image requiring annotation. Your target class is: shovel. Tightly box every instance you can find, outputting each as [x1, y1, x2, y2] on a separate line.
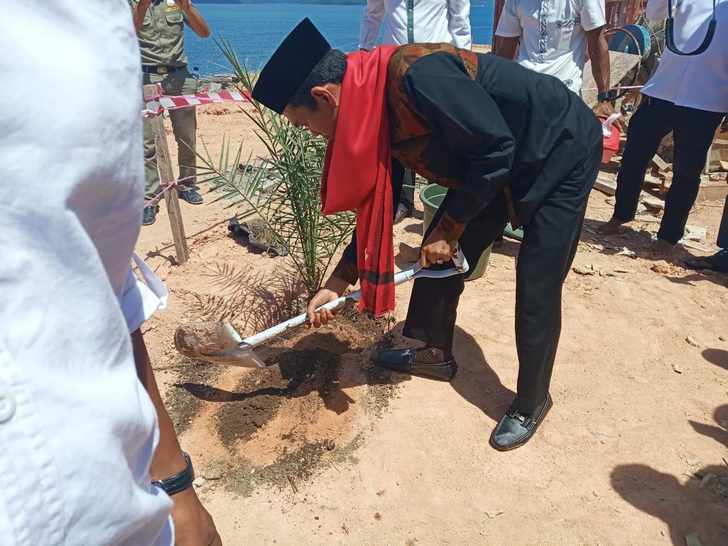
[174, 249, 469, 368]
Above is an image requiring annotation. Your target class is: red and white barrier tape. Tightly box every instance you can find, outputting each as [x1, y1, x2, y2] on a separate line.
[144, 88, 250, 118]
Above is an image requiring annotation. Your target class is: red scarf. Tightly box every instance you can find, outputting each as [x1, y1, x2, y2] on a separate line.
[321, 46, 398, 316]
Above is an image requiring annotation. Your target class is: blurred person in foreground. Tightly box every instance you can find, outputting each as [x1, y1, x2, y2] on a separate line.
[0, 2, 219, 544]
[601, 0, 727, 251]
[359, 0, 472, 222]
[251, 19, 601, 451]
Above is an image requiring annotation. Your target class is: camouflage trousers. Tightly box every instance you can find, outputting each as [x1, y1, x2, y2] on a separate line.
[143, 68, 198, 200]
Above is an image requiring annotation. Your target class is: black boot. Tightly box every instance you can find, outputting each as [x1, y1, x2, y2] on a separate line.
[374, 347, 457, 381]
[178, 188, 203, 205]
[142, 205, 159, 226]
[490, 394, 552, 451]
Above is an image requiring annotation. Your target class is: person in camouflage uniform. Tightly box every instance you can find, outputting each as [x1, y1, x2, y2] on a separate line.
[131, 0, 210, 225]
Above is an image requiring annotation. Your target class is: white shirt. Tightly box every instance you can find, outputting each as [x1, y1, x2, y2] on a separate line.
[359, 0, 472, 51]
[0, 2, 173, 545]
[122, 256, 169, 334]
[641, 0, 728, 113]
[495, 0, 606, 94]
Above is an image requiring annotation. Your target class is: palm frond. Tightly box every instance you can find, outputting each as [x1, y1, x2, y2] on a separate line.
[197, 38, 356, 298]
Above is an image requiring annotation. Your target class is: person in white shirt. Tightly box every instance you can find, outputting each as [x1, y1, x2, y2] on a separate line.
[493, 0, 615, 118]
[602, 0, 727, 248]
[359, 0, 472, 222]
[359, 0, 472, 51]
[0, 2, 219, 545]
[123, 264, 222, 546]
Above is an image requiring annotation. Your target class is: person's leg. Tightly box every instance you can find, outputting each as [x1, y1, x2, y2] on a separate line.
[718, 194, 728, 250]
[143, 118, 161, 199]
[167, 70, 202, 204]
[401, 169, 415, 206]
[603, 96, 673, 232]
[391, 159, 405, 200]
[142, 72, 162, 225]
[491, 141, 601, 450]
[393, 162, 414, 223]
[656, 108, 725, 244]
[376, 191, 508, 380]
[684, 191, 728, 272]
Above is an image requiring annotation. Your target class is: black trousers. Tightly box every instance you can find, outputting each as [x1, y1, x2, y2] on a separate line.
[402, 143, 601, 414]
[393, 159, 416, 210]
[719, 195, 728, 250]
[614, 96, 726, 244]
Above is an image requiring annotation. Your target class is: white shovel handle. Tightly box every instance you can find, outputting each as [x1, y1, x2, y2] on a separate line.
[242, 249, 468, 348]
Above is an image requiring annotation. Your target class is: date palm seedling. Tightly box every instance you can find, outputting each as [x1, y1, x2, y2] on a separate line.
[196, 39, 355, 302]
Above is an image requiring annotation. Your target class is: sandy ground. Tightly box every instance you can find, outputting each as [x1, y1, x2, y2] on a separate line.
[136, 104, 728, 546]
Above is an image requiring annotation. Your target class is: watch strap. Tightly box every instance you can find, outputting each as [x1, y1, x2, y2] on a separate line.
[152, 451, 195, 496]
[597, 90, 617, 103]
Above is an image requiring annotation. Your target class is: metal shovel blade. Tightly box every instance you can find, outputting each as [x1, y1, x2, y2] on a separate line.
[174, 321, 267, 368]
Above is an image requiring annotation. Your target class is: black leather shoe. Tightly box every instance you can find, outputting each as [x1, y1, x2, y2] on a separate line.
[375, 347, 457, 381]
[142, 205, 159, 226]
[490, 394, 553, 451]
[178, 188, 203, 205]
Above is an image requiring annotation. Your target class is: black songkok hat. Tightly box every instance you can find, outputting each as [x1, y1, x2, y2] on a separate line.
[252, 18, 332, 114]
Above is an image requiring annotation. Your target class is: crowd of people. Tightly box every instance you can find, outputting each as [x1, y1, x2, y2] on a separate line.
[1, 0, 725, 544]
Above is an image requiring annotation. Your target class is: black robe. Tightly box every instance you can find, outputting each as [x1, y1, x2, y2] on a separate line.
[337, 48, 601, 278]
[334, 47, 603, 413]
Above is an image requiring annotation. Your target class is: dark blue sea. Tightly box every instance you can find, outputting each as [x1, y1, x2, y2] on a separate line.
[186, 2, 495, 75]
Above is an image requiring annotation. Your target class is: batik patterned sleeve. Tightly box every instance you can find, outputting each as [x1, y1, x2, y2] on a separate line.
[403, 52, 515, 230]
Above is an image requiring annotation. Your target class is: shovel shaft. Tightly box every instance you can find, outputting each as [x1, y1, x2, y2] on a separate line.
[240, 249, 468, 350]
[241, 267, 419, 348]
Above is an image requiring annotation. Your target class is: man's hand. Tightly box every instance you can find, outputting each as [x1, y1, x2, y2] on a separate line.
[171, 488, 222, 546]
[593, 101, 624, 132]
[420, 224, 458, 268]
[593, 101, 615, 119]
[173, 0, 211, 38]
[306, 275, 349, 328]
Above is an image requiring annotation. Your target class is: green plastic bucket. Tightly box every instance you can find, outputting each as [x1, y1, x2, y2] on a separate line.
[419, 184, 491, 281]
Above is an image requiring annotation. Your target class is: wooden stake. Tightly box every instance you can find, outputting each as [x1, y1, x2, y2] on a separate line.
[144, 84, 189, 264]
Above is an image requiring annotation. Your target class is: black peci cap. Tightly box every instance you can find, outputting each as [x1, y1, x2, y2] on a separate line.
[252, 18, 332, 114]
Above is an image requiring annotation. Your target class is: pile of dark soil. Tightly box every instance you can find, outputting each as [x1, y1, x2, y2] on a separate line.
[169, 304, 405, 495]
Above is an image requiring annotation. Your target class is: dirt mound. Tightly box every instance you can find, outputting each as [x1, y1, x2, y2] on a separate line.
[169, 305, 405, 495]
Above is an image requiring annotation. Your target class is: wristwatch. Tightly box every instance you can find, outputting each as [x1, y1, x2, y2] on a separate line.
[152, 452, 195, 496]
[597, 90, 618, 103]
